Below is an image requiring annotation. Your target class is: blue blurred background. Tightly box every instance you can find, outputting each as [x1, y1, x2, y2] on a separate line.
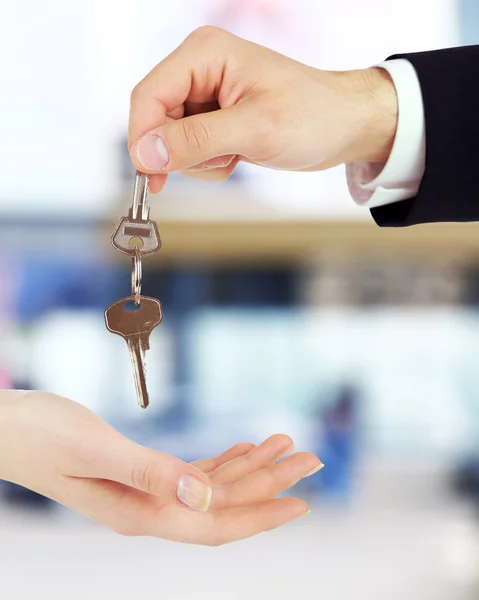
[2, 1, 479, 598]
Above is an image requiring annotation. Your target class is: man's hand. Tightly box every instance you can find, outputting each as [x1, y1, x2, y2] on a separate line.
[128, 26, 398, 194]
[0, 391, 322, 545]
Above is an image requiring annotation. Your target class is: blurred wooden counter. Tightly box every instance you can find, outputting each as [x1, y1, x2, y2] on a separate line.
[104, 186, 479, 266]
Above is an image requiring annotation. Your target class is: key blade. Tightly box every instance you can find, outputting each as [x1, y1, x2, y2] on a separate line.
[128, 338, 149, 409]
[131, 171, 149, 221]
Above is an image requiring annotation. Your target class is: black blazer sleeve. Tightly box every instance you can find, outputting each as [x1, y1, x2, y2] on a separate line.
[371, 45, 479, 227]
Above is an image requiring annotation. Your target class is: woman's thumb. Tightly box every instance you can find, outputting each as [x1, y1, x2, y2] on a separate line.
[103, 441, 213, 511]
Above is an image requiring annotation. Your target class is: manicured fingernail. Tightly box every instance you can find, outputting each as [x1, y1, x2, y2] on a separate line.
[279, 443, 296, 459]
[292, 508, 311, 521]
[177, 475, 212, 511]
[303, 462, 325, 478]
[136, 134, 169, 170]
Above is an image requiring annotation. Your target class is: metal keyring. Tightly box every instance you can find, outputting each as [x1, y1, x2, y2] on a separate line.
[131, 246, 142, 305]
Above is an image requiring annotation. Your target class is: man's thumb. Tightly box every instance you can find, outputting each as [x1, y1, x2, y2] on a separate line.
[130, 106, 250, 173]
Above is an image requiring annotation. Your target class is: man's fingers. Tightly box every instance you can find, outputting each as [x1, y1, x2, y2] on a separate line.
[147, 173, 168, 194]
[130, 106, 255, 174]
[128, 27, 270, 176]
[185, 154, 237, 171]
[128, 46, 193, 148]
[181, 156, 239, 182]
[128, 26, 230, 149]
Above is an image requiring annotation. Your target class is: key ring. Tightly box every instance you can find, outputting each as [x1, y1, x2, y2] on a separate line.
[131, 246, 142, 305]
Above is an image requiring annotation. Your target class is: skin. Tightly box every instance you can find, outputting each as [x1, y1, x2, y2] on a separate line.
[128, 26, 397, 193]
[0, 391, 321, 545]
[1, 27, 398, 546]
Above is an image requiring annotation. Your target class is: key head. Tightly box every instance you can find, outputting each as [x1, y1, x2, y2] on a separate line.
[104, 296, 163, 341]
[111, 216, 161, 256]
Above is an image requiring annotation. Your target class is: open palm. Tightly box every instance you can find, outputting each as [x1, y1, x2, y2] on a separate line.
[1, 392, 322, 545]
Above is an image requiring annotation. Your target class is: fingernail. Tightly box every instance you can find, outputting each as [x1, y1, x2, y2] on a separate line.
[279, 443, 296, 459]
[177, 475, 212, 511]
[293, 508, 311, 521]
[204, 155, 235, 169]
[303, 462, 325, 478]
[187, 155, 235, 172]
[136, 134, 170, 170]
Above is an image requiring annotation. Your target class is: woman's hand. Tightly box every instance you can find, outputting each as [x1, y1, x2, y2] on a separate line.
[0, 391, 322, 545]
[128, 26, 397, 193]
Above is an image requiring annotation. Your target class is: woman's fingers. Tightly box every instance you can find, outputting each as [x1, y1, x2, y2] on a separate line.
[148, 497, 310, 545]
[65, 423, 214, 512]
[208, 498, 310, 545]
[210, 434, 295, 485]
[191, 442, 255, 473]
[211, 452, 323, 510]
[60, 476, 310, 545]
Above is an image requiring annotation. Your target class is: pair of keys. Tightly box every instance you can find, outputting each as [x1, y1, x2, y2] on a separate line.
[104, 172, 163, 409]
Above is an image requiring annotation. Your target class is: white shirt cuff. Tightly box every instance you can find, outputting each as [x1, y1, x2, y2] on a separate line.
[346, 58, 426, 209]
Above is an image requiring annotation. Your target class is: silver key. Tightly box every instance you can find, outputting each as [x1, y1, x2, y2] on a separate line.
[105, 295, 163, 409]
[111, 172, 161, 256]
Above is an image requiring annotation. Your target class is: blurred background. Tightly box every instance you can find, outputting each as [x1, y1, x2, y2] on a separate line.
[2, 0, 479, 598]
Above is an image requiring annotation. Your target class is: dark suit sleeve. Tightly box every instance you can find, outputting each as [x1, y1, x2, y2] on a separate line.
[371, 45, 479, 227]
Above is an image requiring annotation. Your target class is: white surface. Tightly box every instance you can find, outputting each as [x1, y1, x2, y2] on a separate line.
[0, 486, 476, 600]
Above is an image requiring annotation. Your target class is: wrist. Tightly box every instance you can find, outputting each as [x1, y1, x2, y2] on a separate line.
[348, 67, 399, 165]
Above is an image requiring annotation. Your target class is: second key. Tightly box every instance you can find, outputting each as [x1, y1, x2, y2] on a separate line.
[104, 295, 163, 409]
